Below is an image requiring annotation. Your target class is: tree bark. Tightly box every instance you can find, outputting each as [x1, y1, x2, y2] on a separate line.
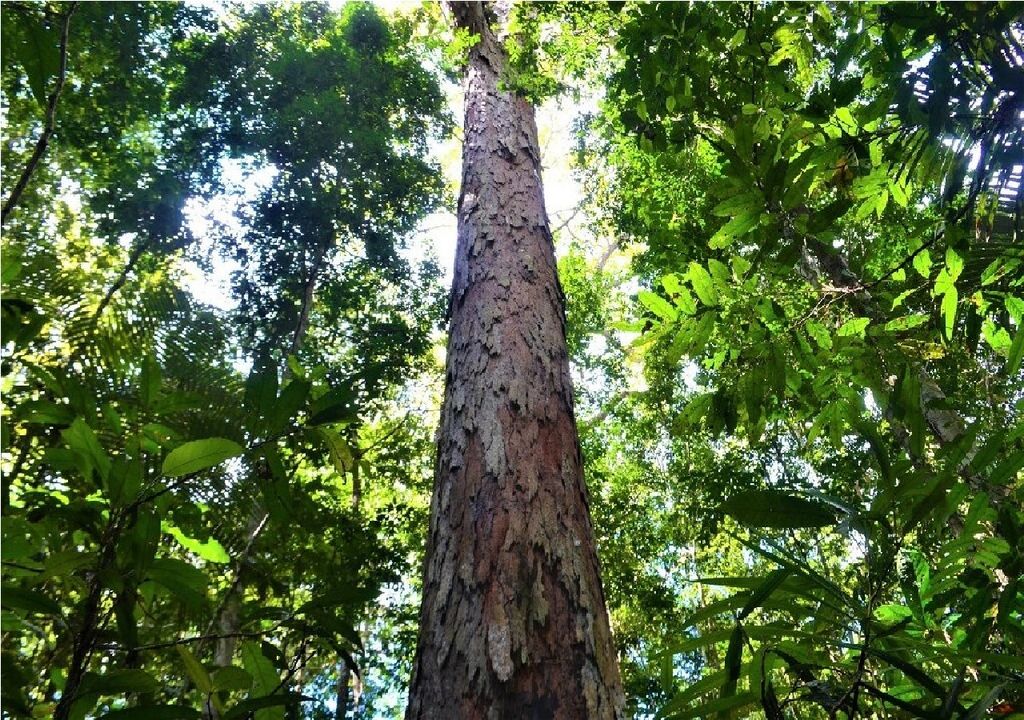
[406, 4, 624, 718]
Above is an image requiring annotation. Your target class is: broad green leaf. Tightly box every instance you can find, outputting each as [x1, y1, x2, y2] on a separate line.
[722, 490, 838, 528]
[638, 290, 677, 322]
[1003, 296, 1024, 324]
[889, 178, 909, 207]
[945, 248, 964, 280]
[709, 210, 759, 249]
[81, 669, 160, 695]
[837, 317, 870, 338]
[885, 314, 929, 332]
[874, 604, 914, 624]
[835, 106, 857, 133]
[942, 288, 957, 341]
[162, 438, 244, 478]
[146, 558, 207, 610]
[13, 20, 60, 108]
[962, 686, 1005, 720]
[18, 399, 74, 426]
[42, 549, 94, 579]
[241, 642, 284, 720]
[166, 525, 230, 564]
[308, 384, 358, 426]
[268, 379, 311, 435]
[711, 192, 762, 218]
[213, 666, 254, 692]
[62, 418, 111, 487]
[664, 692, 758, 720]
[805, 321, 832, 350]
[912, 249, 932, 278]
[1, 585, 62, 616]
[176, 646, 213, 694]
[245, 367, 278, 420]
[688, 262, 718, 306]
[241, 642, 279, 698]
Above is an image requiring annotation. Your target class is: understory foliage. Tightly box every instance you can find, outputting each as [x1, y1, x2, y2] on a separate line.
[2, 2, 1022, 720]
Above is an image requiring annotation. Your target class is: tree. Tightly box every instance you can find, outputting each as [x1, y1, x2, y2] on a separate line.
[405, 3, 624, 717]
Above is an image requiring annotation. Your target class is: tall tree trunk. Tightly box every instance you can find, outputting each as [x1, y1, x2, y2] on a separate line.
[406, 4, 624, 718]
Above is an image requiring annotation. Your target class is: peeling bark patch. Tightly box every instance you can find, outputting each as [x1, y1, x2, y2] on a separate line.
[487, 610, 514, 682]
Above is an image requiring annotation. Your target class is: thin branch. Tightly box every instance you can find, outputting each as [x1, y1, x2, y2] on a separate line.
[1, 3, 79, 225]
[99, 630, 272, 653]
[93, 240, 149, 323]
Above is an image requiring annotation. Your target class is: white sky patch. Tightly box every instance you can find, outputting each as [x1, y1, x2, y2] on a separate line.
[182, 160, 277, 310]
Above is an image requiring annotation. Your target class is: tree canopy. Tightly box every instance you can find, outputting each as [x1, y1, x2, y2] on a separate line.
[1, 2, 1021, 719]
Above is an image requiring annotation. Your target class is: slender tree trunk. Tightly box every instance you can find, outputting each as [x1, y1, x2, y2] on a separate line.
[406, 4, 624, 718]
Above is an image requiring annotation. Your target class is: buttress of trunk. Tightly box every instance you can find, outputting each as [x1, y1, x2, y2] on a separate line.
[406, 4, 624, 718]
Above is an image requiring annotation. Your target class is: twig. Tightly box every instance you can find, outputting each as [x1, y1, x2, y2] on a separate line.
[1, 3, 79, 225]
[99, 630, 273, 653]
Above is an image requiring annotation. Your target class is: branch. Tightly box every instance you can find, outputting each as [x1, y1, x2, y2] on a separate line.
[99, 630, 272, 653]
[93, 240, 149, 323]
[1, 3, 79, 225]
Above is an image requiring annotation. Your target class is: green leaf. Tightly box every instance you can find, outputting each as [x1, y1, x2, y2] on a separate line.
[62, 418, 111, 487]
[18, 399, 74, 426]
[945, 248, 964, 281]
[709, 210, 760, 249]
[162, 438, 244, 478]
[14, 20, 60, 108]
[739, 568, 793, 619]
[308, 384, 358, 426]
[0, 585, 63, 616]
[212, 666, 253, 692]
[688, 262, 718, 306]
[889, 178, 909, 207]
[912, 249, 932, 279]
[81, 669, 160, 695]
[712, 192, 762, 218]
[805, 321, 832, 350]
[241, 642, 279, 698]
[962, 686, 1004, 720]
[835, 106, 858, 133]
[1005, 323, 1023, 376]
[837, 317, 870, 338]
[268, 379, 311, 435]
[874, 604, 914, 624]
[146, 558, 207, 610]
[245, 367, 278, 420]
[223, 694, 310, 720]
[176, 646, 213, 694]
[722, 490, 839, 528]
[885, 314, 930, 332]
[942, 287, 958, 341]
[638, 290, 677, 321]
[664, 692, 758, 720]
[722, 624, 745, 699]
[166, 525, 230, 564]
